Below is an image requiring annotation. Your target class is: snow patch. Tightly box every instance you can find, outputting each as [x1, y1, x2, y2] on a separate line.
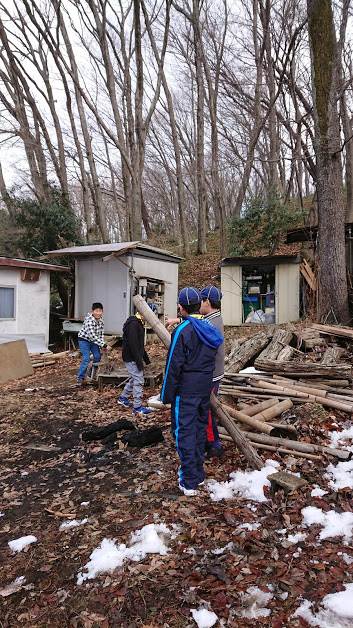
[330, 426, 353, 448]
[60, 518, 88, 531]
[0, 576, 26, 598]
[191, 608, 218, 627]
[208, 460, 279, 502]
[311, 486, 328, 498]
[80, 501, 90, 506]
[338, 552, 353, 566]
[325, 460, 353, 491]
[237, 586, 273, 619]
[287, 532, 307, 544]
[77, 523, 174, 584]
[8, 535, 37, 553]
[293, 584, 353, 627]
[0, 512, 4, 518]
[239, 366, 264, 374]
[302, 506, 353, 544]
[238, 522, 261, 531]
[211, 542, 234, 555]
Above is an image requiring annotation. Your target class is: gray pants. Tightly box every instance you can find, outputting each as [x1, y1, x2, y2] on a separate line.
[122, 361, 144, 409]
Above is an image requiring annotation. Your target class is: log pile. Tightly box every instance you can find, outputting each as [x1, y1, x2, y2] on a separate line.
[132, 295, 351, 469]
[30, 351, 69, 368]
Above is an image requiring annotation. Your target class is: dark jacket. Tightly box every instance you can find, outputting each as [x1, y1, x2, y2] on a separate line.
[160, 315, 223, 404]
[122, 316, 150, 371]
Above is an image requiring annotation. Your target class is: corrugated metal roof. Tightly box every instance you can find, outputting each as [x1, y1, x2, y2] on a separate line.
[45, 241, 183, 261]
[0, 257, 70, 272]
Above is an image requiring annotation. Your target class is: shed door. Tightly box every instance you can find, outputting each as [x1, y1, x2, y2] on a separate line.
[76, 257, 128, 334]
[275, 263, 299, 323]
[221, 265, 242, 326]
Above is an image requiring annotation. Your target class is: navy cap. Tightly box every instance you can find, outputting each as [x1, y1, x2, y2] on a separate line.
[200, 285, 222, 302]
[178, 287, 201, 306]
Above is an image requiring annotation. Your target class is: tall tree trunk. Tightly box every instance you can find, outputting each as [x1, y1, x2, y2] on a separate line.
[307, 0, 349, 323]
[193, 0, 207, 254]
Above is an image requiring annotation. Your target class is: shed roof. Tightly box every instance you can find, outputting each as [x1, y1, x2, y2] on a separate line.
[286, 222, 353, 244]
[0, 257, 70, 272]
[45, 241, 183, 262]
[221, 253, 300, 266]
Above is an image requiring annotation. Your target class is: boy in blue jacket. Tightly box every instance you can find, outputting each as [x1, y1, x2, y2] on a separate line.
[160, 287, 223, 496]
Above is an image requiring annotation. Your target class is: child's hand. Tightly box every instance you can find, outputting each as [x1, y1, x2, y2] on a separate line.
[166, 318, 179, 330]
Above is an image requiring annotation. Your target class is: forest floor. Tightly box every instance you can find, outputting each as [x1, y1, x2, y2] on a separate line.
[1, 341, 353, 627]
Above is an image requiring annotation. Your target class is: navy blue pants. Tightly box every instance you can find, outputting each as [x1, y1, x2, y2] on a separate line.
[206, 382, 223, 451]
[172, 395, 210, 490]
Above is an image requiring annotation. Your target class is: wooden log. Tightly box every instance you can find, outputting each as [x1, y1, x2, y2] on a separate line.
[211, 395, 263, 469]
[240, 431, 351, 460]
[238, 398, 279, 415]
[254, 358, 352, 380]
[249, 399, 294, 423]
[227, 331, 272, 372]
[255, 329, 293, 363]
[312, 323, 353, 340]
[32, 361, 56, 368]
[321, 346, 345, 365]
[132, 293, 263, 470]
[252, 379, 353, 413]
[221, 402, 284, 437]
[133, 294, 172, 347]
[276, 345, 296, 361]
[265, 378, 328, 398]
[218, 433, 320, 460]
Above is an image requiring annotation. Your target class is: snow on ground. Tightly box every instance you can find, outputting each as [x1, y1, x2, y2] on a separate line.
[329, 426, 353, 449]
[293, 583, 353, 628]
[80, 501, 89, 506]
[211, 542, 234, 555]
[325, 459, 353, 491]
[239, 367, 264, 374]
[59, 518, 88, 531]
[338, 552, 353, 565]
[287, 532, 307, 544]
[302, 507, 353, 544]
[77, 523, 175, 584]
[191, 608, 218, 627]
[0, 576, 26, 598]
[0, 512, 4, 518]
[208, 460, 280, 502]
[238, 522, 261, 531]
[311, 486, 328, 498]
[237, 586, 273, 619]
[8, 535, 37, 553]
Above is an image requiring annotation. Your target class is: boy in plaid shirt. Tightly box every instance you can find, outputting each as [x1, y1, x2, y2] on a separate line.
[77, 302, 107, 385]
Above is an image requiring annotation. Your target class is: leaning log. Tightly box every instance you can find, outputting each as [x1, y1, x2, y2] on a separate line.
[254, 358, 352, 380]
[255, 329, 293, 364]
[240, 431, 350, 460]
[227, 331, 272, 372]
[321, 346, 345, 365]
[132, 294, 263, 469]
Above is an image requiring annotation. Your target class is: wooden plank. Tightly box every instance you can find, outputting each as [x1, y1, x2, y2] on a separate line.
[313, 323, 353, 340]
[0, 339, 33, 384]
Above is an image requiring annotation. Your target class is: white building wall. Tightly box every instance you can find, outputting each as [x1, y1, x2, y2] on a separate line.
[0, 268, 50, 345]
[221, 265, 242, 326]
[131, 255, 179, 318]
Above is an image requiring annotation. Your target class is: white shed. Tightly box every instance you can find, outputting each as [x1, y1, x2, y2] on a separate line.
[221, 254, 300, 326]
[0, 257, 70, 351]
[45, 242, 183, 335]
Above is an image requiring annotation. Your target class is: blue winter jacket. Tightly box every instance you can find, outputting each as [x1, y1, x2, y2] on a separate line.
[160, 315, 224, 404]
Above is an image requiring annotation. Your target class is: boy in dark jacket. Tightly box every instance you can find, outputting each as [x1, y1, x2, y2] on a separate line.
[118, 312, 153, 416]
[200, 286, 225, 458]
[160, 287, 223, 496]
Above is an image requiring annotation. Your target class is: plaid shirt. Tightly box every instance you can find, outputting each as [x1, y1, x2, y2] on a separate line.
[78, 313, 105, 348]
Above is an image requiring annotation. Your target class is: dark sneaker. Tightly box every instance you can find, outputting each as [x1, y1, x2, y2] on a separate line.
[76, 380, 85, 387]
[118, 395, 132, 408]
[133, 406, 154, 416]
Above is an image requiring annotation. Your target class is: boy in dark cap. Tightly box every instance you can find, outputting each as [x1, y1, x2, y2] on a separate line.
[200, 286, 225, 457]
[160, 287, 223, 496]
[77, 302, 107, 385]
[118, 310, 153, 416]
